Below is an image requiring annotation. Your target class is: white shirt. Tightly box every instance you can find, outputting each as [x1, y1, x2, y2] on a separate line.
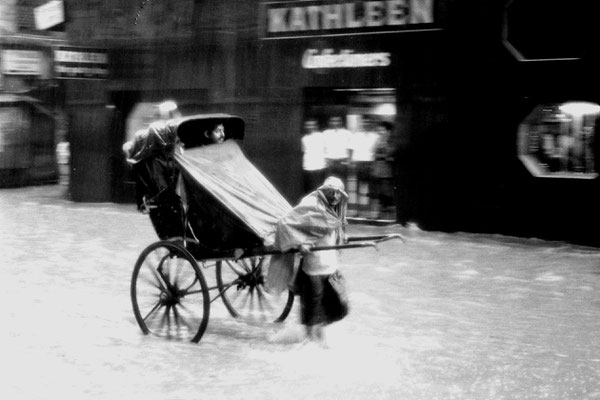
[351, 131, 379, 162]
[302, 229, 340, 275]
[301, 132, 327, 171]
[322, 127, 352, 160]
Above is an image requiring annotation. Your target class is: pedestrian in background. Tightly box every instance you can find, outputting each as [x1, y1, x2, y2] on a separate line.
[349, 117, 379, 216]
[371, 121, 395, 218]
[322, 116, 352, 184]
[300, 118, 326, 193]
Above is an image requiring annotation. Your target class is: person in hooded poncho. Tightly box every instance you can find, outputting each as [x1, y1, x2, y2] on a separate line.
[267, 176, 348, 347]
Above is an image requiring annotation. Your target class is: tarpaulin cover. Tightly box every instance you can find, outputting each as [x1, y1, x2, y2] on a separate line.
[175, 140, 293, 246]
[123, 121, 177, 165]
[123, 122, 176, 164]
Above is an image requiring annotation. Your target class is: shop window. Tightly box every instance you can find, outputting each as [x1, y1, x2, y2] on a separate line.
[302, 88, 397, 221]
[517, 101, 599, 179]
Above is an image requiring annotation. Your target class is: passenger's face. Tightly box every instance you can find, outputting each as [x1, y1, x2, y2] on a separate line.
[323, 188, 342, 206]
[208, 124, 225, 143]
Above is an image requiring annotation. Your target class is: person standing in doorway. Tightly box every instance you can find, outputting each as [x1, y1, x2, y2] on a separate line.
[322, 116, 352, 184]
[349, 117, 379, 217]
[371, 121, 395, 218]
[301, 118, 327, 193]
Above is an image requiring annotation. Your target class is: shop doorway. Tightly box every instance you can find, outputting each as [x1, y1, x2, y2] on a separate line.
[302, 88, 397, 222]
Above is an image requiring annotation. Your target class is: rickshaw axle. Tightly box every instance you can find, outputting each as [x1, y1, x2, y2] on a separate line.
[235, 270, 264, 290]
[159, 290, 181, 307]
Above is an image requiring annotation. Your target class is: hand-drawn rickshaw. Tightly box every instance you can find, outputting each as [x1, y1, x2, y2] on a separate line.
[124, 114, 402, 343]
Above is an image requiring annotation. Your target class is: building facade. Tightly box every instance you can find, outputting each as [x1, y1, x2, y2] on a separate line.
[58, 0, 600, 246]
[0, 0, 66, 187]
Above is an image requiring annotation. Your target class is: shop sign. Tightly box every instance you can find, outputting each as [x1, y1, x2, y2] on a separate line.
[34, 0, 65, 30]
[302, 49, 391, 68]
[263, 0, 434, 39]
[53, 46, 108, 79]
[0, 50, 44, 75]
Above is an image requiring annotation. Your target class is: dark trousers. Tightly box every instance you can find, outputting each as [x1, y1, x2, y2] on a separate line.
[298, 270, 329, 326]
[298, 269, 346, 326]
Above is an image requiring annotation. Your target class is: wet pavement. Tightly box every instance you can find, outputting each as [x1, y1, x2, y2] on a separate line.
[1, 185, 600, 399]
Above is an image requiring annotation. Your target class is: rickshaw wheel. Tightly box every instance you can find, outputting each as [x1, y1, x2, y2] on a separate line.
[131, 241, 210, 343]
[216, 256, 295, 323]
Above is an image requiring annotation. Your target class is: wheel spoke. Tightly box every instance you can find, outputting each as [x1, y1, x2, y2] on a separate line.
[241, 286, 254, 311]
[161, 305, 172, 339]
[180, 275, 200, 293]
[251, 287, 263, 318]
[173, 257, 184, 285]
[145, 305, 165, 328]
[256, 286, 275, 314]
[238, 258, 254, 274]
[254, 257, 265, 273]
[176, 302, 203, 331]
[224, 260, 247, 276]
[173, 304, 194, 332]
[177, 301, 197, 317]
[158, 257, 174, 291]
[143, 300, 164, 322]
[143, 261, 168, 292]
[139, 273, 166, 291]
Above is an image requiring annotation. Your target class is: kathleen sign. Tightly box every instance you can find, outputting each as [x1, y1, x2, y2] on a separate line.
[54, 47, 108, 79]
[302, 49, 391, 68]
[263, 0, 434, 38]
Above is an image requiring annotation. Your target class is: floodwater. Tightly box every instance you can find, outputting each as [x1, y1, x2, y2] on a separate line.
[1, 185, 600, 399]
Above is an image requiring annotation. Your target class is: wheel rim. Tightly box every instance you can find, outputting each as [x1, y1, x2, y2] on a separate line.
[216, 255, 294, 324]
[131, 241, 210, 343]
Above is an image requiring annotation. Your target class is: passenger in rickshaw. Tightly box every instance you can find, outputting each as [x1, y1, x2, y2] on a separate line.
[270, 176, 349, 348]
[203, 122, 226, 144]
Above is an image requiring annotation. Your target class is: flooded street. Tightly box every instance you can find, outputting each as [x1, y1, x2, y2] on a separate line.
[1, 185, 600, 399]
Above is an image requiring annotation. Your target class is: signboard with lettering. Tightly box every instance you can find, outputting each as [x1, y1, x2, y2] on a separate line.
[302, 48, 391, 68]
[53, 46, 108, 79]
[262, 0, 435, 39]
[1, 50, 44, 75]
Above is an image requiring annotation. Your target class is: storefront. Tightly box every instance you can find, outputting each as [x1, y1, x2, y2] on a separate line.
[0, 39, 58, 187]
[495, 0, 600, 246]
[61, 0, 600, 245]
[98, 0, 444, 215]
[253, 0, 443, 222]
[250, 0, 600, 244]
